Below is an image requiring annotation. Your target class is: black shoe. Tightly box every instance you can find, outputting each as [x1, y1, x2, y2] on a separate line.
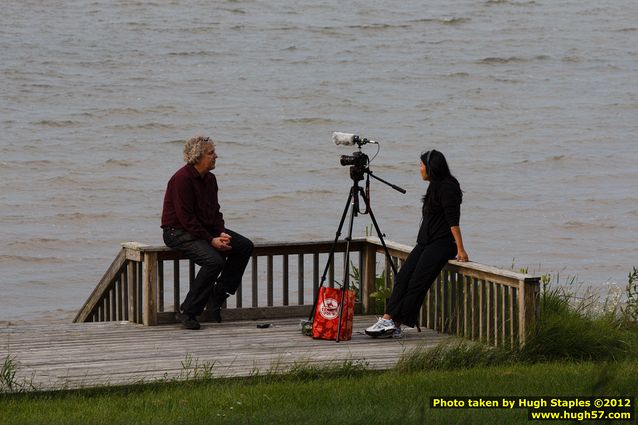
[210, 307, 222, 323]
[176, 312, 201, 330]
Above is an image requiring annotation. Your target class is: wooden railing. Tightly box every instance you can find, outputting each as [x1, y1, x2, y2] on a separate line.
[74, 238, 540, 347]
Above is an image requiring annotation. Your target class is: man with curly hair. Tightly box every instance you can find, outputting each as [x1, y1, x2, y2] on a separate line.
[161, 135, 253, 330]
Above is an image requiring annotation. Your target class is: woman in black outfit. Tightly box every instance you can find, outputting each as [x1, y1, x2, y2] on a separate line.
[365, 149, 469, 338]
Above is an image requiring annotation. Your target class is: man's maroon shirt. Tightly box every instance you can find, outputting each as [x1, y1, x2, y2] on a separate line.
[161, 164, 225, 242]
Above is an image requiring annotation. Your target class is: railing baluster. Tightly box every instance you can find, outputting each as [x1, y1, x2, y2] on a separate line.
[442, 270, 449, 333]
[173, 260, 180, 312]
[463, 275, 469, 338]
[267, 255, 273, 307]
[328, 255, 335, 288]
[456, 272, 463, 336]
[384, 256, 391, 302]
[478, 279, 485, 342]
[496, 283, 501, 347]
[252, 255, 258, 308]
[122, 267, 129, 321]
[158, 260, 164, 313]
[298, 254, 304, 305]
[449, 271, 457, 334]
[313, 253, 319, 298]
[471, 277, 478, 341]
[501, 285, 508, 347]
[434, 273, 442, 332]
[103, 296, 109, 321]
[189, 260, 195, 288]
[137, 262, 143, 324]
[282, 255, 289, 306]
[513, 287, 519, 346]
[128, 261, 137, 323]
[485, 281, 494, 345]
[235, 273, 242, 309]
[429, 274, 436, 330]
[100, 302, 104, 321]
[114, 279, 121, 321]
[509, 286, 515, 347]
[110, 286, 116, 321]
[358, 253, 365, 301]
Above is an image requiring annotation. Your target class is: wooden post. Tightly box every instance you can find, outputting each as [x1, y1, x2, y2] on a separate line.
[362, 243, 376, 314]
[518, 277, 540, 347]
[143, 251, 158, 326]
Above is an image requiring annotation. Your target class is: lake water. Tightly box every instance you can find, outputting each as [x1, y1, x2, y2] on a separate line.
[2, 0, 637, 322]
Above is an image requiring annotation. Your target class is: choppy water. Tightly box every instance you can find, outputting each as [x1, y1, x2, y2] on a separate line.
[2, 0, 637, 322]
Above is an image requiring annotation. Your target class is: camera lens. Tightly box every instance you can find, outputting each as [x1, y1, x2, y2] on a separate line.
[340, 155, 356, 166]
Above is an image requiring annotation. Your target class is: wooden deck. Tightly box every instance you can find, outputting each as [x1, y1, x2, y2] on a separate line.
[1, 316, 454, 392]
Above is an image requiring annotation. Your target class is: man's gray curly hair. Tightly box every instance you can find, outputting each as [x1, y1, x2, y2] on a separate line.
[183, 135, 214, 164]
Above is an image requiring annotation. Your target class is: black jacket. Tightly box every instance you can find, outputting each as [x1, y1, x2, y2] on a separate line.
[416, 177, 462, 245]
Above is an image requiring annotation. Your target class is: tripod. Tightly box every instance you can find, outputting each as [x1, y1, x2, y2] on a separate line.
[309, 163, 406, 342]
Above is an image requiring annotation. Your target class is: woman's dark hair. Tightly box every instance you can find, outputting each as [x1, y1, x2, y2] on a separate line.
[421, 149, 455, 183]
[421, 149, 462, 207]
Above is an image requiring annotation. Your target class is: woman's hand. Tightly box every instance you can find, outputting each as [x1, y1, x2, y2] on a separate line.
[456, 248, 469, 262]
[450, 226, 468, 262]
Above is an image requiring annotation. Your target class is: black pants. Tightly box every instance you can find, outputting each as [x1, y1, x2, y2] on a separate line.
[163, 227, 253, 317]
[385, 238, 456, 327]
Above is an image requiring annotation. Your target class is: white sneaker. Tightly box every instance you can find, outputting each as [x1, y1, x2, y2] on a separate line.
[365, 317, 396, 337]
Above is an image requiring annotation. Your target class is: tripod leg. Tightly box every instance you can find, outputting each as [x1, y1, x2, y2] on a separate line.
[359, 188, 399, 277]
[308, 190, 353, 322]
[336, 189, 357, 343]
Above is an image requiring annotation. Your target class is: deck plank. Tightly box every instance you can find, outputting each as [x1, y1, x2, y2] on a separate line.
[0, 316, 453, 391]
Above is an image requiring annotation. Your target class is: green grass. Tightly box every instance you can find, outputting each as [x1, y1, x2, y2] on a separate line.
[0, 361, 636, 425]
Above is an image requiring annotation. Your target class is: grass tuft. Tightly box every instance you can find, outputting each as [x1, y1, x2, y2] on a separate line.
[518, 271, 638, 362]
[1, 355, 18, 393]
[396, 339, 514, 372]
[398, 267, 638, 370]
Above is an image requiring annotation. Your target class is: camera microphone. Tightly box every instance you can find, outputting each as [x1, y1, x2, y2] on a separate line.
[332, 132, 378, 146]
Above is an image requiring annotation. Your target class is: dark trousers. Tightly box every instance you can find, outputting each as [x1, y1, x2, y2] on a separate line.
[163, 227, 253, 317]
[385, 238, 456, 327]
